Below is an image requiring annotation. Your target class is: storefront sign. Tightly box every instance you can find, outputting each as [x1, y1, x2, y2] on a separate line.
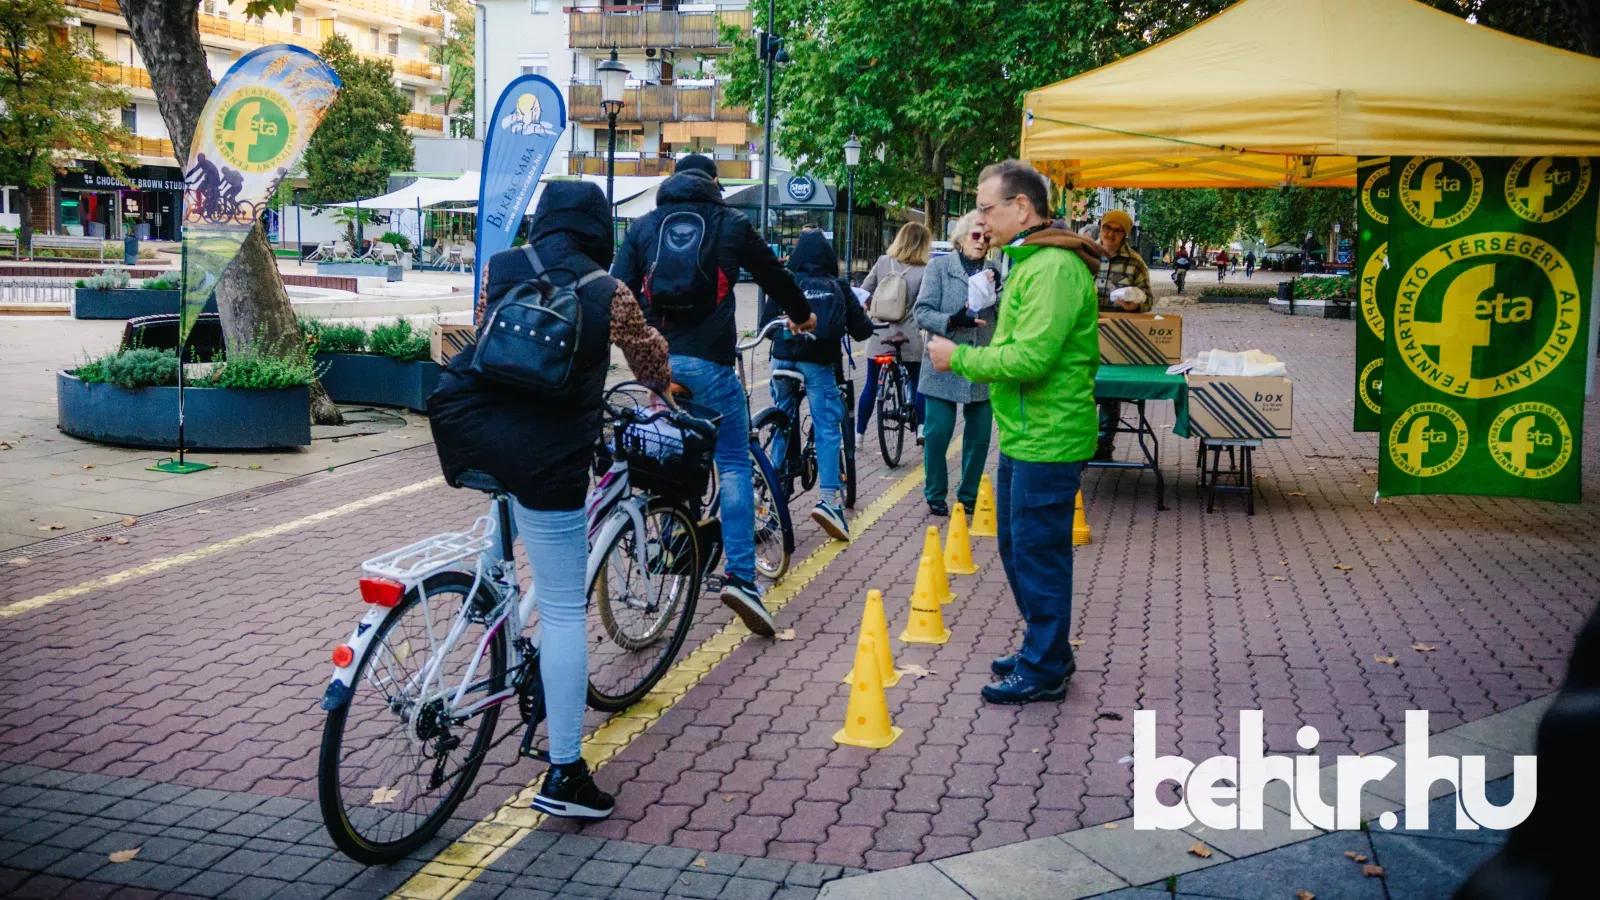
[1378, 156, 1596, 502]
[786, 175, 816, 203]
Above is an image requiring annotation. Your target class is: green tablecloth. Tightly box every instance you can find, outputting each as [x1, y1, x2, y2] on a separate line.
[1094, 364, 1190, 438]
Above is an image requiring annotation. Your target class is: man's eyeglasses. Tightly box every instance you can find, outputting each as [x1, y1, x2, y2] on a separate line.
[975, 195, 1018, 215]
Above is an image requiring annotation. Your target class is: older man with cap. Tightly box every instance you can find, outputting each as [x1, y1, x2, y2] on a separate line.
[1090, 208, 1151, 461]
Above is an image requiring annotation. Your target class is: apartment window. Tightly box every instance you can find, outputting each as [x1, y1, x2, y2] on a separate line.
[121, 106, 136, 131]
[519, 53, 550, 77]
[202, 0, 214, 14]
[291, 16, 302, 34]
[388, 33, 400, 55]
[369, 28, 380, 51]
[530, 0, 551, 13]
[403, 88, 418, 111]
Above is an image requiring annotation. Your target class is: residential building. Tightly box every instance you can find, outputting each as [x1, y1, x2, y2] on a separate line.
[21, 0, 450, 241]
[476, 1, 756, 181]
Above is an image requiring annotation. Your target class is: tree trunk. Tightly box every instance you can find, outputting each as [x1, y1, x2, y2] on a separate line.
[120, 0, 342, 426]
[16, 185, 32, 259]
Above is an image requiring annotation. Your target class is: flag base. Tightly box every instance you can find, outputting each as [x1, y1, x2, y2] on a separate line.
[148, 458, 215, 475]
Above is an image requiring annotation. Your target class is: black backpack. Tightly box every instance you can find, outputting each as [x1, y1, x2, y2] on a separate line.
[470, 246, 605, 394]
[643, 209, 724, 318]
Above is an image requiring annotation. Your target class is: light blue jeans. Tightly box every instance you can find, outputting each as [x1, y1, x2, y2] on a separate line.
[510, 501, 587, 765]
[668, 355, 755, 586]
[770, 359, 843, 507]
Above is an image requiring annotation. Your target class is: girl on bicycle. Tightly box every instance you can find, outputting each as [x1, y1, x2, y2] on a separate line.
[856, 222, 930, 440]
[914, 212, 1000, 517]
[428, 181, 671, 820]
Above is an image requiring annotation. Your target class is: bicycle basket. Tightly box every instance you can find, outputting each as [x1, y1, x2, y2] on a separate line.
[616, 400, 721, 500]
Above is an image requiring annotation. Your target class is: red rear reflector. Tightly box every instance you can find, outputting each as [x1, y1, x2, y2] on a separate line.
[359, 577, 405, 607]
[332, 645, 355, 667]
[873, 355, 895, 365]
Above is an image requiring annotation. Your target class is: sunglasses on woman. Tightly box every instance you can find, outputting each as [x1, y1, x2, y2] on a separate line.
[969, 231, 987, 242]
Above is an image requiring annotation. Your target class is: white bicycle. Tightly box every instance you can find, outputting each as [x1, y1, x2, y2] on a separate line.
[317, 384, 716, 863]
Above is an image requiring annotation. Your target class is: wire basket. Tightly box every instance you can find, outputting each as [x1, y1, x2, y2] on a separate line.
[614, 400, 721, 501]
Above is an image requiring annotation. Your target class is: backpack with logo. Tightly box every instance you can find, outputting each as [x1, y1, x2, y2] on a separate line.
[866, 259, 910, 322]
[790, 274, 848, 346]
[643, 209, 724, 319]
[470, 246, 605, 394]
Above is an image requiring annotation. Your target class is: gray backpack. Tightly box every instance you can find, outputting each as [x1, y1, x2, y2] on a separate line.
[866, 259, 910, 322]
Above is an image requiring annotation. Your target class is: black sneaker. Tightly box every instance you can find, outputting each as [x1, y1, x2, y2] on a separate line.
[928, 500, 949, 517]
[532, 759, 614, 819]
[1092, 442, 1116, 462]
[991, 653, 1020, 677]
[720, 577, 776, 637]
[981, 672, 1069, 705]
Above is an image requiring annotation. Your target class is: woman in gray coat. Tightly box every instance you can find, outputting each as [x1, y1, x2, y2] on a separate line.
[915, 212, 999, 517]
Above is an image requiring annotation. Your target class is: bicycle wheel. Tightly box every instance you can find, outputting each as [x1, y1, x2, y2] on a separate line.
[752, 447, 792, 581]
[801, 416, 818, 493]
[587, 500, 700, 711]
[840, 381, 857, 509]
[877, 365, 905, 467]
[757, 415, 796, 500]
[319, 571, 506, 864]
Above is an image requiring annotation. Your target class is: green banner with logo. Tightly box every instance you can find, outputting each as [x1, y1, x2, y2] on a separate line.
[1379, 156, 1595, 502]
[1354, 158, 1393, 432]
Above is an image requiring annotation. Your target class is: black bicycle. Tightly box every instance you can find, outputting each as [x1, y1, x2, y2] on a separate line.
[872, 336, 916, 467]
[750, 320, 858, 510]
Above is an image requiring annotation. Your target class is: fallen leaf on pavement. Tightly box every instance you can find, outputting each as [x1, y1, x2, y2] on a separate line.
[692, 858, 708, 868]
[37, 523, 65, 531]
[1365, 468, 1378, 475]
[1031, 748, 1040, 753]
[198, 509, 211, 514]
[248, 464, 262, 470]
[1272, 576, 1286, 582]
[1097, 712, 1124, 721]
[0, 441, 10, 450]
[81, 464, 94, 469]
[1382, 536, 1394, 542]
[1069, 638, 1085, 647]
[773, 629, 796, 641]
[8, 558, 29, 566]
[896, 664, 934, 678]
[1286, 491, 1307, 497]
[370, 785, 399, 805]
[1297, 891, 1315, 900]
[1188, 843, 1213, 858]
[120, 516, 137, 526]
[722, 795, 733, 802]
[1333, 563, 1353, 571]
[1411, 643, 1436, 652]
[1345, 851, 1368, 862]
[108, 849, 139, 863]
[1103, 822, 1117, 829]
[49, 472, 60, 476]
[1362, 865, 1384, 878]
[115, 538, 129, 545]
[1374, 653, 1398, 665]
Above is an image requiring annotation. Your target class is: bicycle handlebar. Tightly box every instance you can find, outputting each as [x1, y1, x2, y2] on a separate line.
[737, 317, 815, 352]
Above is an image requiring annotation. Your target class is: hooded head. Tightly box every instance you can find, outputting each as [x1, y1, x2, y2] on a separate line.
[674, 154, 719, 179]
[527, 179, 614, 271]
[786, 229, 838, 278]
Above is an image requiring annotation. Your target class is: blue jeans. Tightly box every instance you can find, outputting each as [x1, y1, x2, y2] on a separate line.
[669, 355, 755, 586]
[510, 501, 587, 765]
[995, 454, 1083, 683]
[770, 360, 843, 507]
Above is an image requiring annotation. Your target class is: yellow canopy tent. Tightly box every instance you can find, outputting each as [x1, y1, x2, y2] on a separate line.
[1020, 0, 1600, 189]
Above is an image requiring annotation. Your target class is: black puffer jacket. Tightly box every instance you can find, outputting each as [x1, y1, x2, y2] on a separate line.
[761, 231, 874, 366]
[612, 170, 811, 366]
[428, 182, 626, 510]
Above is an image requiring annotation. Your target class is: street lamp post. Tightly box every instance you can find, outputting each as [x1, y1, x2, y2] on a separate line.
[757, 9, 786, 246]
[598, 47, 629, 224]
[843, 135, 861, 282]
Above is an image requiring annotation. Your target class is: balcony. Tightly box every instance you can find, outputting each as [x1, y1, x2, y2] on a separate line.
[97, 62, 151, 90]
[323, 0, 443, 28]
[403, 111, 445, 131]
[65, 0, 121, 13]
[119, 135, 177, 159]
[569, 5, 753, 51]
[568, 152, 750, 179]
[569, 81, 747, 124]
[199, 13, 303, 46]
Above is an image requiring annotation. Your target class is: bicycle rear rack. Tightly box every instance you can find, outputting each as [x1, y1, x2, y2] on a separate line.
[362, 515, 498, 583]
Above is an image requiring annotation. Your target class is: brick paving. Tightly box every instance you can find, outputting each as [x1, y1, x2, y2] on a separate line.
[0, 304, 1594, 895]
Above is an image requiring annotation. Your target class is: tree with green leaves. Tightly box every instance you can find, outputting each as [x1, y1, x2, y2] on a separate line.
[430, 0, 474, 138]
[302, 34, 414, 208]
[118, 0, 342, 424]
[0, 0, 132, 256]
[1426, 0, 1595, 56]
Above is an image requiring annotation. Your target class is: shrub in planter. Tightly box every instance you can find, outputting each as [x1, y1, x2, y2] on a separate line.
[74, 268, 196, 320]
[207, 347, 322, 390]
[379, 231, 413, 253]
[1294, 274, 1354, 300]
[368, 318, 431, 362]
[76, 346, 179, 389]
[76, 269, 132, 290]
[311, 317, 439, 412]
[1199, 285, 1276, 300]
[302, 318, 367, 355]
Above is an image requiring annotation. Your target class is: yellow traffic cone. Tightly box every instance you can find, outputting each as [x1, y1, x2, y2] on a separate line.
[842, 590, 901, 687]
[971, 473, 998, 538]
[899, 556, 952, 644]
[944, 503, 979, 576]
[1072, 490, 1091, 546]
[833, 636, 902, 748]
[921, 527, 956, 605]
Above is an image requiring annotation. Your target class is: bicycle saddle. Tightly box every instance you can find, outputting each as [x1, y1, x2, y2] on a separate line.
[455, 469, 507, 494]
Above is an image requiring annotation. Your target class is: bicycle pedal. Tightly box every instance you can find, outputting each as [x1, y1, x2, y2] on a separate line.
[517, 727, 550, 762]
[705, 574, 725, 592]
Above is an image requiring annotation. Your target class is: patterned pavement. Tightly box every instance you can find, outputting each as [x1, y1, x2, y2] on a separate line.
[0, 304, 1595, 897]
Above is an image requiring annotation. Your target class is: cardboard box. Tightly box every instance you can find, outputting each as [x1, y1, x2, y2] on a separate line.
[1185, 375, 1293, 440]
[430, 323, 476, 366]
[1098, 312, 1183, 365]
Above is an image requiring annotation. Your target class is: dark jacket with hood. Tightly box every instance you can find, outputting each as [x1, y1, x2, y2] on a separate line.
[760, 230, 874, 367]
[612, 170, 811, 366]
[428, 181, 670, 510]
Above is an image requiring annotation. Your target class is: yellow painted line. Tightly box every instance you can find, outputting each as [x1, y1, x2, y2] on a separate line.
[0, 477, 444, 620]
[389, 452, 942, 900]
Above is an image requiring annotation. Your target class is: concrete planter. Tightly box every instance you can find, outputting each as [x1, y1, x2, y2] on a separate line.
[314, 353, 440, 413]
[57, 371, 310, 449]
[74, 288, 212, 320]
[316, 262, 403, 282]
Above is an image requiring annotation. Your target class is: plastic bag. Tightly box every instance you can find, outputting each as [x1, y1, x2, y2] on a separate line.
[1110, 286, 1147, 309]
[1191, 349, 1287, 377]
[966, 270, 998, 314]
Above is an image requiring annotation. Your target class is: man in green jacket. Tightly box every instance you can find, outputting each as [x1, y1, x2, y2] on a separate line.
[928, 159, 1103, 704]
